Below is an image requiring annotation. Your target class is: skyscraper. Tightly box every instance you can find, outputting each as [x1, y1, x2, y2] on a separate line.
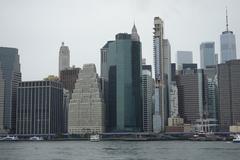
[218, 60, 240, 131]
[153, 17, 171, 132]
[176, 69, 207, 124]
[0, 47, 21, 134]
[68, 64, 105, 134]
[16, 80, 64, 135]
[0, 65, 5, 133]
[59, 42, 70, 75]
[60, 67, 81, 98]
[100, 25, 142, 132]
[220, 9, 236, 63]
[176, 51, 193, 70]
[142, 62, 153, 132]
[200, 42, 215, 69]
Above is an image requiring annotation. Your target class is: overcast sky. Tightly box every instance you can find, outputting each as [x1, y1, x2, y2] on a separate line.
[0, 0, 239, 80]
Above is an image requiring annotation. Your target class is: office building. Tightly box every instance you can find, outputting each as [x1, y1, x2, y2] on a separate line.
[171, 63, 176, 81]
[60, 67, 80, 98]
[0, 47, 21, 133]
[169, 81, 178, 118]
[176, 51, 193, 70]
[153, 17, 171, 132]
[100, 25, 142, 132]
[68, 64, 105, 134]
[204, 66, 218, 121]
[0, 66, 5, 133]
[218, 60, 240, 131]
[215, 54, 219, 65]
[200, 42, 215, 69]
[16, 80, 64, 135]
[142, 63, 153, 132]
[59, 42, 70, 75]
[176, 69, 207, 124]
[220, 9, 237, 63]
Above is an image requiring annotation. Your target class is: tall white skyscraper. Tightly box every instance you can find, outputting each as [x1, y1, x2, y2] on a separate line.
[153, 17, 164, 133]
[220, 9, 236, 63]
[200, 42, 215, 69]
[153, 17, 171, 132]
[176, 51, 193, 70]
[59, 42, 70, 75]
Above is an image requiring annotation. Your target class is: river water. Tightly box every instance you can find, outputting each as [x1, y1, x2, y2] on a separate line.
[0, 141, 240, 160]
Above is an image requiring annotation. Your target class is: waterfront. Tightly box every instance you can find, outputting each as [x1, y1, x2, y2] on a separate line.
[0, 141, 240, 160]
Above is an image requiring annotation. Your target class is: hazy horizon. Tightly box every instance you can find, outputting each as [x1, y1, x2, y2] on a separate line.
[1, 0, 239, 80]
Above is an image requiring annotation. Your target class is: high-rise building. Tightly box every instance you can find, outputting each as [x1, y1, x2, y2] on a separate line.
[200, 42, 215, 69]
[100, 25, 142, 132]
[142, 63, 153, 132]
[153, 17, 171, 132]
[0, 47, 21, 134]
[60, 67, 80, 98]
[176, 69, 207, 124]
[16, 80, 64, 135]
[218, 60, 240, 131]
[171, 63, 176, 81]
[0, 65, 5, 133]
[59, 42, 70, 75]
[68, 64, 105, 134]
[204, 66, 218, 121]
[215, 54, 219, 65]
[169, 81, 178, 118]
[176, 51, 193, 70]
[220, 9, 237, 63]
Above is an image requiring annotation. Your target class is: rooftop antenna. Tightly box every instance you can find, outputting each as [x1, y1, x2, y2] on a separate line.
[226, 7, 229, 31]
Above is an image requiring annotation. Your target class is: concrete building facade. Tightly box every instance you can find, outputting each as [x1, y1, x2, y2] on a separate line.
[218, 60, 240, 131]
[176, 69, 207, 124]
[68, 64, 105, 134]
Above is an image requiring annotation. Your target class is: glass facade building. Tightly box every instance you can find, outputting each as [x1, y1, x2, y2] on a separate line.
[101, 31, 142, 132]
[200, 42, 215, 69]
[0, 47, 21, 133]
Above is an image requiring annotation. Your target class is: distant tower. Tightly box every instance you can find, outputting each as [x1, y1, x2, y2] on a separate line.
[131, 24, 140, 41]
[220, 8, 236, 63]
[59, 42, 70, 75]
[200, 42, 215, 69]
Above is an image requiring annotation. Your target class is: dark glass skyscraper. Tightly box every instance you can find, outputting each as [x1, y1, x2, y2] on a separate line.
[101, 25, 142, 132]
[0, 47, 21, 133]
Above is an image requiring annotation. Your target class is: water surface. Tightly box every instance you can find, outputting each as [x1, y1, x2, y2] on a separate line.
[0, 141, 240, 160]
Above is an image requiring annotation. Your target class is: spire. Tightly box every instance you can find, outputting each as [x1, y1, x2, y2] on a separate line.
[226, 7, 229, 31]
[62, 42, 65, 46]
[131, 23, 140, 41]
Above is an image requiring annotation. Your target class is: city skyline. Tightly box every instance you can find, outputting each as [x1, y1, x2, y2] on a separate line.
[0, 0, 240, 80]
